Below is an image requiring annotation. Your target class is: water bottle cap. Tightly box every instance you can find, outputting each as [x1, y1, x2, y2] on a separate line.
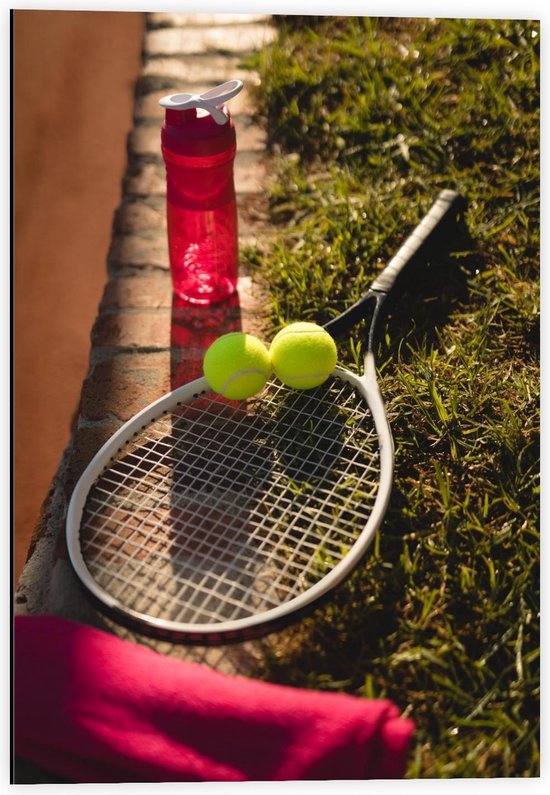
[159, 80, 243, 125]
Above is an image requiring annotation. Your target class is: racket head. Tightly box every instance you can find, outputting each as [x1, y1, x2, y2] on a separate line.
[66, 367, 393, 644]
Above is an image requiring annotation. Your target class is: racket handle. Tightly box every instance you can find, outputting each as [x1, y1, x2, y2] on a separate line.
[370, 189, 467, 294]
[323, 189, 466, 339]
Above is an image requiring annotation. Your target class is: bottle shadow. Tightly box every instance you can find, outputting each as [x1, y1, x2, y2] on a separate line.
[169, 291, 243, 389]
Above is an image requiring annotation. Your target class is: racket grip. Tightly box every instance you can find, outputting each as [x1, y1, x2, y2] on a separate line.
[369, 189, 467, 294]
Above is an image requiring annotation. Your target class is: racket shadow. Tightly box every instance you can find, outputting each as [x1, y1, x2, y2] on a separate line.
[160, 386, 355, 628]
[82, 399, 277, 628]
[166, 397, 281, 626]
[80, 376, 376, 636]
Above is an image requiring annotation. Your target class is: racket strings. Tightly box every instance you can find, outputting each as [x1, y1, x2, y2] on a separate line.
[80, 378, 381, 626]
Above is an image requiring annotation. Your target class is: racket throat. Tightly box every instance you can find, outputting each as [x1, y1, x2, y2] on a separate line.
[359, 349, 393, 448]
[365, 290, 387, 354]
[361, 349, 378, 384]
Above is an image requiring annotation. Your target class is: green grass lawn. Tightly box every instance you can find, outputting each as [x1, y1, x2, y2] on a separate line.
[243, 16, 540, 778]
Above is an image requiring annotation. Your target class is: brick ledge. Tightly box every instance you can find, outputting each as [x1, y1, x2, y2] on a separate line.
[15, 13, 276, 677]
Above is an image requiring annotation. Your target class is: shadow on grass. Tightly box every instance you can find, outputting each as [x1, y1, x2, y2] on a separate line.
[377, 218, 480, 363]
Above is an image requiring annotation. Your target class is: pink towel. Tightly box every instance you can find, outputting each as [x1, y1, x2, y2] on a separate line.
[14, 615, 414, 782]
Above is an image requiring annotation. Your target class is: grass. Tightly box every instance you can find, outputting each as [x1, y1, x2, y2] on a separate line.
[242, 16, 540, 778]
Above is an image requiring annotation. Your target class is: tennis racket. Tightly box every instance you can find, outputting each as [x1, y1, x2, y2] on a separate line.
[66, 189, 466, 644]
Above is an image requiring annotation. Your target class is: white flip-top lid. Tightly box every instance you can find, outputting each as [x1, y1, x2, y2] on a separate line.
[159, 79, 243, 125]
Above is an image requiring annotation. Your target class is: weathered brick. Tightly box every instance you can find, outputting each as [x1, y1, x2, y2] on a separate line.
[147, 13, 268, 30]
[235, 150, 270, 194]
[238, 276, 271, 338]
[80, 352, 171, 423]
[109, 233, 169, 270]
[114, 198, 167, 236]
[140, 55, 250, 86]
[233, 117, 266, 152]
[237, 191, 269, 226]
[144, 24, 277, 57]
[128, 124, 163, 160]
[100, 271, 171, 311]
[135, 89, 177, 122]
[91, 308, 171, 349]
[123, 161, 166, 197]
[66, 419, 129, 489]
[237, 275, 269, 315]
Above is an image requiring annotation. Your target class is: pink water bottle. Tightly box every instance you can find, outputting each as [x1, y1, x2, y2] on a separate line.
[159, 80, 243, 305]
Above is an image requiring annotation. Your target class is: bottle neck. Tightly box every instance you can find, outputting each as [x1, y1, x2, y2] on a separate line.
[161, 106, 236, 158]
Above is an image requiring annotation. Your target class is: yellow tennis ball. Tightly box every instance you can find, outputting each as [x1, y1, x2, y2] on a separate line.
[203, 332, 271, 400]
[270, 321, 337, 390]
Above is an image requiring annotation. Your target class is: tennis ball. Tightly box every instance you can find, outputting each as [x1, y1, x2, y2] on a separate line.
[203, 332, 271, 400]
[270, 321, 337, 390]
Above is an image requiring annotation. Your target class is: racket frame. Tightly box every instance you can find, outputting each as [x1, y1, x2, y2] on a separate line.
[66, 189, 465, 643]
[66, 357, 392, 642]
